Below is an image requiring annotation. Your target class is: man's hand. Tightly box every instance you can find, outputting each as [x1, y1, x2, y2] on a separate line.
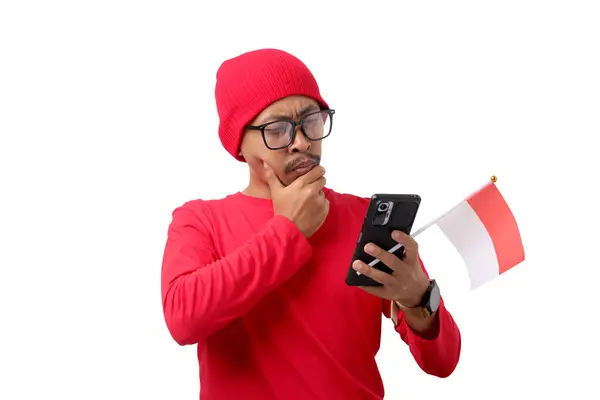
[351, 230, 430, 307]
[264, 161, 329, 238]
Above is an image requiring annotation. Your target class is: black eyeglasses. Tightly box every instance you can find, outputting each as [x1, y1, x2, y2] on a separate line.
[246, 109, 335, 150]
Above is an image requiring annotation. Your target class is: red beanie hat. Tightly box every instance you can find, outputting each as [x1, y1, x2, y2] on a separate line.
[215, 48, 329, 162]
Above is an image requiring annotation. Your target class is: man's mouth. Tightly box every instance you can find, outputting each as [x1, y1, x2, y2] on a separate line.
[290, 159, 318, 175]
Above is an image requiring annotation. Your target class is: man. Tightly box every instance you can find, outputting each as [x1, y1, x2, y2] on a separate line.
[161, 48, 461, 400]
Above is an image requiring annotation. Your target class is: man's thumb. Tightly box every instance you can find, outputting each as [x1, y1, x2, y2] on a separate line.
[263, 161, 283, 189]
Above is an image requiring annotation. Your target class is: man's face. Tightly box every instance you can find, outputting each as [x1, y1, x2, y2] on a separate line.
[240, 95, 329, 186]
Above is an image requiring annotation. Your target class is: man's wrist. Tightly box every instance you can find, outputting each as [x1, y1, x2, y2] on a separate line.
[392, 278, 441, 339]
[395, 301, 439, 339]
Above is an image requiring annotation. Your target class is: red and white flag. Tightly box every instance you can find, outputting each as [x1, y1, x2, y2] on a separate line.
[372, 177, 525, 290]
[427, 178, 525, 289]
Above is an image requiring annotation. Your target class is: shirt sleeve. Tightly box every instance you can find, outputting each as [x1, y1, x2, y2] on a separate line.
[381, 258, 462, 378]
[161, 203, 313, 346]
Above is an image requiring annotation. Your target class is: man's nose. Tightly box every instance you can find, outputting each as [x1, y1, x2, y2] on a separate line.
[289, 125, 310, 153]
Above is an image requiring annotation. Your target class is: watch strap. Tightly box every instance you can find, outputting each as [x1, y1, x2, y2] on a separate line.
[390, 280, 438, 325]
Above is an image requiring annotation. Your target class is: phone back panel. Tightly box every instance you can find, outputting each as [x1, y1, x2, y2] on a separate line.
[345, 194, 421, 287]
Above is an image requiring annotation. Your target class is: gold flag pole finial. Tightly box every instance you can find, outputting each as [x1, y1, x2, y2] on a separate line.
[490, 175, 497, 183]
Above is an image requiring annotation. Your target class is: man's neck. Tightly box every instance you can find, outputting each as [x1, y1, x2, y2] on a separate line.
[242, 174, 272, 199]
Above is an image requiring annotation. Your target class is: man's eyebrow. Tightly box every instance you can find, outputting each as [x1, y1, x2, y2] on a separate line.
[259, 104, 321, 124]
[298, 104, 321, 116]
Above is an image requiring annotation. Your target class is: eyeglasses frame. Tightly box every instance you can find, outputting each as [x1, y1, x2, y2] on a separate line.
[245, 108, 336, 150]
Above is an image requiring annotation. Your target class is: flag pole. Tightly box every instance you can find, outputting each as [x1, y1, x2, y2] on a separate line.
[366, 176, 497, 268]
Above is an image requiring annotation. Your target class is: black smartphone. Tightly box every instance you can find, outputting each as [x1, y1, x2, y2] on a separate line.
[345, 193, 421, 287]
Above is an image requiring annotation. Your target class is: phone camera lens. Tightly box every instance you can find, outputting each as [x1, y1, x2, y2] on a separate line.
[377, 203, 388, 212]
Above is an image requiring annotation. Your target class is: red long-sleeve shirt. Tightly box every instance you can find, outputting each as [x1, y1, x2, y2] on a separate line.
[161, 188, 461, 400]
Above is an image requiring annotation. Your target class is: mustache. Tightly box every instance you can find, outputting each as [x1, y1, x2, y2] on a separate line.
[285, 153, 321, 173]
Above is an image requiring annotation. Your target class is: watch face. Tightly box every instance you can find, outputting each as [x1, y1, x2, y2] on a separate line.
[429, 282, 441, 313]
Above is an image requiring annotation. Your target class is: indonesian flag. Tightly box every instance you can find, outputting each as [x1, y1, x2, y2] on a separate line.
[373, 177, 525, 290]
[432, 179, 524, 289]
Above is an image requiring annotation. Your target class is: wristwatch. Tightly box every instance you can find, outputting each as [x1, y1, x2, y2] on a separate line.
[392, 279, 441, 323]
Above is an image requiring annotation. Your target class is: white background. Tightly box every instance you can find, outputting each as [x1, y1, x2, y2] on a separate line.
[1, 1, 599, 399]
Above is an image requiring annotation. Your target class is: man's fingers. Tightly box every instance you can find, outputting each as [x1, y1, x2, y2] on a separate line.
[363, 243, 403, 272]
[352, 260, 395, 285]
[311, 176, 327, 192]
[391, 230, 419, 264]
[294, 165, 326, 186]
[263, 161, 284, 190]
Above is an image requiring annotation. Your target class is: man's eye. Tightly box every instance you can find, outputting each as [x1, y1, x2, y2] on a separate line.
[265, 123, 287, 135]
